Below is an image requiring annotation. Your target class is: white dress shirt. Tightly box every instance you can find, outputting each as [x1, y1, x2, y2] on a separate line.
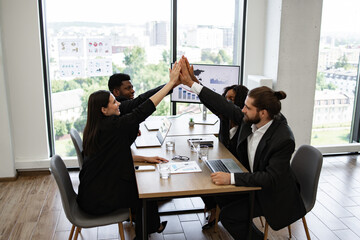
[190, 82, 273, 184]
[247, 120, 273, 172]
[190, 82, 203, 94]
[229, 126, 238, 140]
[230, 120, 273, 184]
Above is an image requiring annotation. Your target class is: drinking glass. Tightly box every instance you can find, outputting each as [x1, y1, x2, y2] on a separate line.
[198, 146, 209, 161]
[158, 163, 171, 179]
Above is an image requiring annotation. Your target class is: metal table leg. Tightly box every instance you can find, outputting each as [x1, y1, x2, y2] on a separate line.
[248, 192, 255, 240]
[142, 199, 148, 240]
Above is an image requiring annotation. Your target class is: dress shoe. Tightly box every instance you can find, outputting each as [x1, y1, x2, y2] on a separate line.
[157, 221, 168, 233]
[202, 219, 215, 230]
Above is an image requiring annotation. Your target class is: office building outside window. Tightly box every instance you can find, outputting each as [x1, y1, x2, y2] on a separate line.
[312, 0, 360, 146]
[42, 0, 245, 157]
[44, 0, 171, 157]
[176, 0, 243, 114]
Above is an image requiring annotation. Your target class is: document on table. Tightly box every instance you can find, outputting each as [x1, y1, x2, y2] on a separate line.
[169, 161, 202, 174]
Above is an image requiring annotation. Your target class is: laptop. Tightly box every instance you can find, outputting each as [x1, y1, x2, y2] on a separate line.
[205, 159, 243, 173]
[135, 118, 171, 148]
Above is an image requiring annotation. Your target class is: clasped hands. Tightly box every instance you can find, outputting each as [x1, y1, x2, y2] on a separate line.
[170, 57, 232, 185]
[169, 56, 201, 89]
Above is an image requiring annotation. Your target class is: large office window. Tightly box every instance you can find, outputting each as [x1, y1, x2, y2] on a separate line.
[42, 0, 245, 157]
[176, 0, 244, 113]
[43, 0, 171, 157]
[311, 0, 360, 146]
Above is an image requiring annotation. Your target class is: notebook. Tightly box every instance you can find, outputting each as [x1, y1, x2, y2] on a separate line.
[205, 159, 243, 173]
[188, 138, 214, 148]
[135, 118, 171, 148]
[144, 120, 162, 131]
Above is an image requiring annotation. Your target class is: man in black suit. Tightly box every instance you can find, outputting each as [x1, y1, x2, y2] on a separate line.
[108, 73, 167, 115]
[108, 73, 135, 100]
[179, 56, 306, 240]
[108, 73, 172, 163]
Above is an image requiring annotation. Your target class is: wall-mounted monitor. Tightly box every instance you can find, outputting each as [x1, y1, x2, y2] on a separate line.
[171, 63, 240, 103]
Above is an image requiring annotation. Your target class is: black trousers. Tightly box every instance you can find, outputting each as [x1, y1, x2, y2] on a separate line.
[215, 193, 263, 240]
[135, 200, 160, 238]
[201, 196, 217, 210]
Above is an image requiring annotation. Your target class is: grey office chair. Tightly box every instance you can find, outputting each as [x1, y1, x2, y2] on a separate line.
[50, 155, 129, 240]
[70, 128, 84, 169]
[69, 129, 134, 226]
[263, 145, 323, 240]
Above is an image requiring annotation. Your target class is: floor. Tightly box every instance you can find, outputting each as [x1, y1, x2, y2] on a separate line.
[0, 154, 360, 240]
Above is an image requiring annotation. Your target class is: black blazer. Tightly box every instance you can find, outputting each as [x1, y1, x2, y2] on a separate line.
[218, 117, 240, 157]
[206, 104, 240, 157]
[116, 84, 169, 142]
[198, 86, 306, 230]
[77, 100, 156, 215]
[117, 84, 166, 114]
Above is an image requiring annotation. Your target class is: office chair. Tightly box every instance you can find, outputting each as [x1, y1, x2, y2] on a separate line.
[50, 155, 129, 240]
[69, 128, 134, 225]
[70, 128, 84, 169]
[263, 145, 323, 240]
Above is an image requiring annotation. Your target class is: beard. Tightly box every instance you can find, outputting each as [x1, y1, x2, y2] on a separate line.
[243, 112, 261, 124]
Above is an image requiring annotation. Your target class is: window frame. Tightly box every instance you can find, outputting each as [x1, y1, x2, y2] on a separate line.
[39, 0, 248, 157]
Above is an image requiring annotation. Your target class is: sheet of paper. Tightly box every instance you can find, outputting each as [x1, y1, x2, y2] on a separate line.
[168, 161, 202, 174]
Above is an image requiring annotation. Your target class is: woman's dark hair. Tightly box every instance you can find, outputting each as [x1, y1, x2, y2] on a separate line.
[83, 90, 110, 156]
[222, 84, 249, 108]
[248, 86, 286, 119]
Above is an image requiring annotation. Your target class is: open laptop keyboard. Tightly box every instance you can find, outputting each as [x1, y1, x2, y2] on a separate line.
[208, 159, 230, 173]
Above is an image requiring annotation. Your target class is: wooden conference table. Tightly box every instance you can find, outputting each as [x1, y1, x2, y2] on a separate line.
[132, 133, 261, 240]
[140, 113, 220, 136]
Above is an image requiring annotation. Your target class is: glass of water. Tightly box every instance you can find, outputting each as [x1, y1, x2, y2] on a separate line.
[198, 146, 209, 161]
[158, 163, 171, 179]
[166, 140, 175, 151]
[191, 142, 200, 153]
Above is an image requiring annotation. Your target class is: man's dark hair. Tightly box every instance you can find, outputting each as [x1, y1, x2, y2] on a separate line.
[108, 73, 131, 93]
[248, 86, 286, 119]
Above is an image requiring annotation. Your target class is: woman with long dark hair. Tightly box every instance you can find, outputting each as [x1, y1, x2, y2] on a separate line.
[77, 61, 181, 239]
[219, 84, 249, 156]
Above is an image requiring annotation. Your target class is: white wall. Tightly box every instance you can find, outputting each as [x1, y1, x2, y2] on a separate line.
[244, 0, 323, 148]
[277, 0, 323, 147]
[0, 22, 16, 178]
[0, 0, 323, 174]
[0, 0, 49, 175]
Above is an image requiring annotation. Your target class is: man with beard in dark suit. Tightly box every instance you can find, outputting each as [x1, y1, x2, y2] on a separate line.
[179, 56, 306, 240]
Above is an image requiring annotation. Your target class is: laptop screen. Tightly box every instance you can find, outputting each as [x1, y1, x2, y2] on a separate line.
[156, 118, 171, 144]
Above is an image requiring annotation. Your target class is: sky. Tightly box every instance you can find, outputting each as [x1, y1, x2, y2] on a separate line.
[321, 0, 360, 35]
[45, 0, 360, 35]
[45, 0, 235, 26]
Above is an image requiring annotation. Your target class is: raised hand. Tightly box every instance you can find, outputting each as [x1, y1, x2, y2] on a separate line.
[149, 58, 182, 107]
[169, 60, 182, 87]
[184, 57, 200, 84]
[179, 56, 195, 87]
